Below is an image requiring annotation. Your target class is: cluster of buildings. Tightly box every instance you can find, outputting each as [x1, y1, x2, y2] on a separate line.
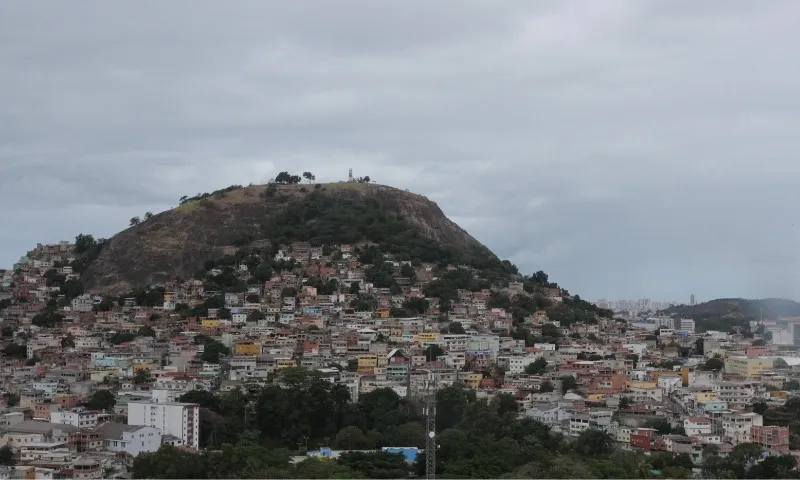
[1, 240, 799, 476]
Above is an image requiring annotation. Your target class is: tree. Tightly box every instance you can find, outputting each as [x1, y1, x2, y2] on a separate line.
[560, 375, 577, 394]
[702, 355, 725, 371]
[2, 342, 26, 359]
[138, 326, 156, 337]
[424, 344, 445, 362]
[524, 357, 548, 375]
[574, 429, 614, 457]
[0, 446, 15, 466]
[86, 390, 116, 411]
[619, 397, 632, 410]
[302, 171, 316, 183]
[275, 171, 302, 184]
[74, 233, 98, 254]
[334, 426, 369, 450]
[199, 339, 231, 363]
[447, 322, 466, 334]
[786, 380, 800, 391]
[130, 216, 141, 226]
[133, 368, 153, 385]
[144, 212, 154, 220]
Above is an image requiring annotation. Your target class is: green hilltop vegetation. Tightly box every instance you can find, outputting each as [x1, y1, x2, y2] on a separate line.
[661, 297, 800, 333]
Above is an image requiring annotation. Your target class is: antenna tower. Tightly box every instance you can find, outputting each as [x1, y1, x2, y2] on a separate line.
[348, 168, 353, 182]
[425, 371, 437, 480]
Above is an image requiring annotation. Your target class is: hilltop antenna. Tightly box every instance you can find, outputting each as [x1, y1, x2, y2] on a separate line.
[424, 371, 438, 480]
[348, 168, 353, 182]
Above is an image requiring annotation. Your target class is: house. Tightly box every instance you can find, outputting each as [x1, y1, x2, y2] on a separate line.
[97, 423, 162, 456]
[684, 417, 713, 436]
[526, 403, 568, 425]
[0, 420, 77, 447]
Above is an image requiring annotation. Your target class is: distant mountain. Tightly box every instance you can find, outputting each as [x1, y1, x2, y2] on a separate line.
[660, 298, 800, 332]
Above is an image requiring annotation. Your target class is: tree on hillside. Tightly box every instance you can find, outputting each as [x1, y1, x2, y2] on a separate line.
[0, 446, 15, 466]
[524, 357, 548, 375]
[144, 212, 154, 220]
[560, 375, 577, 394]
[74, 233, 98, 254]
[130, 217, 141, 226]
[134, 368, 153, 385]
[302, 172, 316, 183]
[275, 171, 302, 184]
[356, 176, 371, 183]
[86, 390, 116, 411]
[424, 344, 445, 362]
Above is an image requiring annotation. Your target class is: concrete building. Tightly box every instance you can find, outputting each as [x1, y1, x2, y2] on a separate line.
[127, 401, 200, 449]
[50, 408, 100, 429]
[97, 423, 162, 456]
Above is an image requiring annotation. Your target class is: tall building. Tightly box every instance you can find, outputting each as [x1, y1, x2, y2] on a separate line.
[127, 401, 200, 449]
[679, 318, 696, 334]
[690, 294, 696, 306]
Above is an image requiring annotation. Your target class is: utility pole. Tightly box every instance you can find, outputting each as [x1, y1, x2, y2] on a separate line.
[424, 370, 437, 480]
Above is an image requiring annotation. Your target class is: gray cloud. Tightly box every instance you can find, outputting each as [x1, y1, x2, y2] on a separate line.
[2, 0, 799, 302]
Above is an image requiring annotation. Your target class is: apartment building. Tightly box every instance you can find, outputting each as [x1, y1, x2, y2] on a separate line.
[127, 401, 200, 449]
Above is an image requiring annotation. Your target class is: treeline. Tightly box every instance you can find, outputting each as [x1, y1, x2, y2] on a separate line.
[128, 367, 749, 479]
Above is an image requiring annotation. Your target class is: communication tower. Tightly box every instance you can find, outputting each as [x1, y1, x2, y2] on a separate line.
[424, 371, 437, 480]
[348, 168, 353, 182]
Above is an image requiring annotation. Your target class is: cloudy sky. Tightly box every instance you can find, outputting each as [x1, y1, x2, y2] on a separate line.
[2, 0, 799, 302]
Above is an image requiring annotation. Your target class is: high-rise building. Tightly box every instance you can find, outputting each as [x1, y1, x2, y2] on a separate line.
[127, 401, 200, 449]
[690, 294, 696, 306]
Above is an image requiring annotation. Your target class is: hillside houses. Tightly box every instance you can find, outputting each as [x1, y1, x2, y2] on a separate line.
[1, 239, 800, 473]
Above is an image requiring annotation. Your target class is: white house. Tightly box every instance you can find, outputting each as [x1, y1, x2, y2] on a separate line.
[50, 408, 100, 429]
[684, 417, 713, 436]
[97, 423, 161, 456]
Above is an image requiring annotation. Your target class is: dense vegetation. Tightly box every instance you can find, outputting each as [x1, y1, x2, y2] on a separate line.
[131, 368, 718, 479]
[261, 190, 505, 272]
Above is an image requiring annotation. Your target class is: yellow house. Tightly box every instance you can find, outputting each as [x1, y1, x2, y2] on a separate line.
[465, 373, 483, 389]
[358, 353, 379, 373]
[416, 332, 439, 343]
[132, 363, 151, 373]
[276, 359, 296, 369]
[770, 390, 789, 400]
[376, 308, 391, 318]
[725, 356, 773, 378]
[587, 393, 608, 404]
[234, 341, 261, 356]
[200, 318, 221, 329]
[696, 391, 718, 403]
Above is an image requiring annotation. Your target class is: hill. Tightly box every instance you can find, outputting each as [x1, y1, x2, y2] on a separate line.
[79, 182, 503, 294]
[660, 297, 800, 332]
[50, 178, 612, 331]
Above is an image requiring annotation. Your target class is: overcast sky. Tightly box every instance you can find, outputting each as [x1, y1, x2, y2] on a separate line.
[2, 1, 799, 302]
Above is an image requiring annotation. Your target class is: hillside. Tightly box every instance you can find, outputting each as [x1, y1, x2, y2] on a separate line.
[660, 297, 800, 331]
[80, 182, 502, 294]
